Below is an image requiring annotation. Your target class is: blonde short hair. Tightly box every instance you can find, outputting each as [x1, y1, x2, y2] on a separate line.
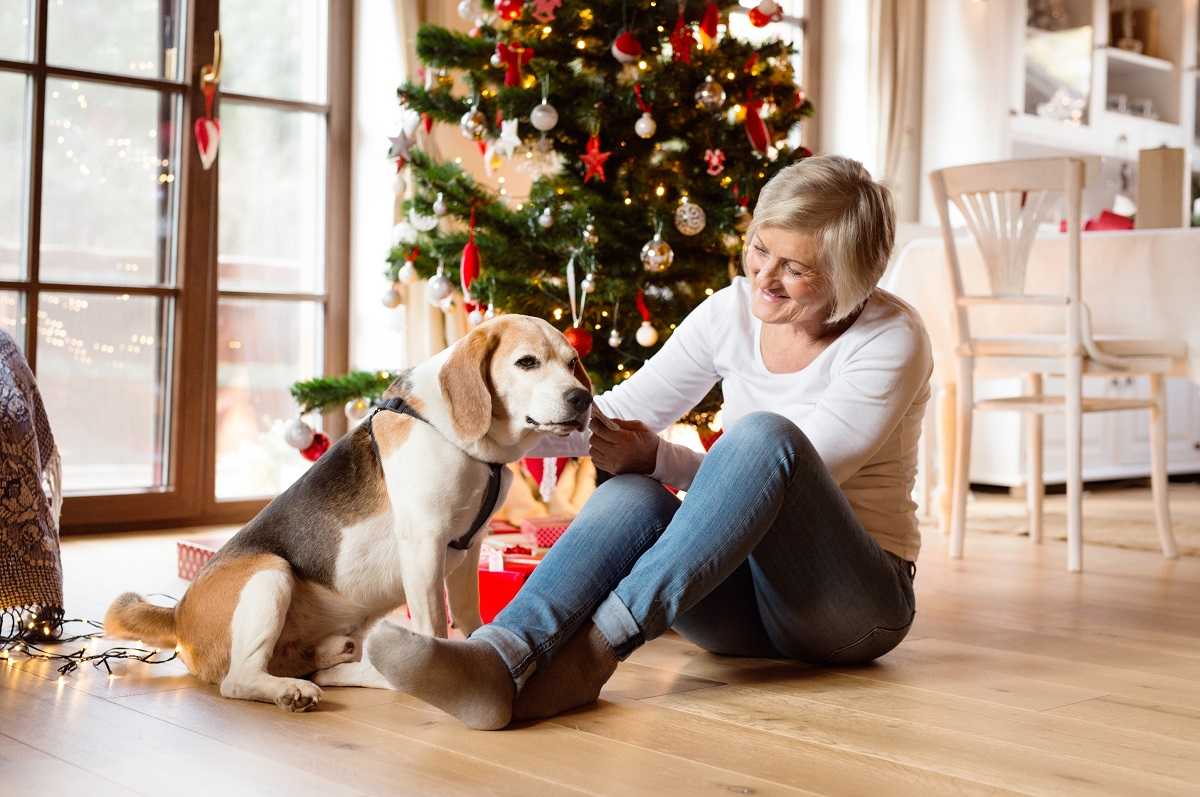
[745, 155, 895, 323]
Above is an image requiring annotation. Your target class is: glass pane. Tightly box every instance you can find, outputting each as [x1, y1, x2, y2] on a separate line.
[218, 102, 324, 293]
[221, 0, 328, 102]
[37, 292, 170, 493]
[0, 70, 29, 280]
[46, 0, 183, 80]
[0, 291, 24, 351]
[216, 298, 323, 500]
[39, 79, 179, 286]
[0, 0, 33, 60]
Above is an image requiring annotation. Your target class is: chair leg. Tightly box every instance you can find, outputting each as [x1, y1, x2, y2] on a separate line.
[1025, 373, 1044, 544]
[949, 356, 974, 560]
[1065, 356, 1084, 573]
[1148, 373, 1178, 560]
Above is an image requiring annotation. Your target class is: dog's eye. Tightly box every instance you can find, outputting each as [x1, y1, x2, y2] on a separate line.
[515, 355, 539, 369]
[567, 357, 578, 372]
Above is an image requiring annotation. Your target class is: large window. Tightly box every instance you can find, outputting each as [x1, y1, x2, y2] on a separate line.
[0, 1, 350, 529]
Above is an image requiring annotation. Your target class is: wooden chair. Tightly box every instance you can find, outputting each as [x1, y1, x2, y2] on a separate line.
[929, 157, 1182, 572]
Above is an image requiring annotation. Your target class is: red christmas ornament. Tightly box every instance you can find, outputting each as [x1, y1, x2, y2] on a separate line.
[461, 207, 481, 301]
[563, 325, 594, 358]
[748, 0, 783, 27]
[704, 148, 726, 176]
[300, 431, 331, 461]
[496, 0, 524, 21]
[496, 41, 534, 88]
[669, 7, 695, 64]
[580, 133, 612, 183]
[421, 112, 433, 134]
[744, 92, 770, 154]
[611, 30, 642, 64]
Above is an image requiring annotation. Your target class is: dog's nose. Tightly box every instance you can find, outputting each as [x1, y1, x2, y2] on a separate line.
[564, 387, 591, 414]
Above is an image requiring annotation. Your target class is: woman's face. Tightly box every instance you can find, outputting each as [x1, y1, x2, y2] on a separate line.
[744, 226, 831, 327]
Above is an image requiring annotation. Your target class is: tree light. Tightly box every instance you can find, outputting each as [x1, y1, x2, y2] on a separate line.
[655, 185, 666, 197]
[575, 38, 586, 50]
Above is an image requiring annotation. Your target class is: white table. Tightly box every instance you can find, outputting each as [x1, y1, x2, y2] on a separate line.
[884, 227, 1199, 529]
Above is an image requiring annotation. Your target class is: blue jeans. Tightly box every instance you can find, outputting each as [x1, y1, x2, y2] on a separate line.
[473, 412, 916, 683]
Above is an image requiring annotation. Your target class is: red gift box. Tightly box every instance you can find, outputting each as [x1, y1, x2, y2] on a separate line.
[478, 546, 543, 623]
[519, 515, 573, 548]
[177, 535, 233, 581]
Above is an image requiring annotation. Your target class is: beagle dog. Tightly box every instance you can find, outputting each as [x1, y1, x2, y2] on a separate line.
[105, 315, 591, 711]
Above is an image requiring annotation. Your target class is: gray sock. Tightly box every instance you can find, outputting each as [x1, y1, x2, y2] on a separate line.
[367, 622, 514, 730]
[513, 622, 619, 721]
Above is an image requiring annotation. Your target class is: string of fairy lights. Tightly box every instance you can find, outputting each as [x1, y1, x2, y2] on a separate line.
[1, 604, 179, 680]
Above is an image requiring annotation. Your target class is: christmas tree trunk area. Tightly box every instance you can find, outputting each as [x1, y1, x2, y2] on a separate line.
[292, 0, 811, 431]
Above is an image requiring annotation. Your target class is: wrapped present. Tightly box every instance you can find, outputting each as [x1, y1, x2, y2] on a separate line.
[177, 535, 233, 581]
[478, 545, 544, 623]
[519, 515, 573, 548]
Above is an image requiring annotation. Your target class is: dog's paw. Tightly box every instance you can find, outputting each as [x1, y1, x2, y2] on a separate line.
[273, 678, 323, 712]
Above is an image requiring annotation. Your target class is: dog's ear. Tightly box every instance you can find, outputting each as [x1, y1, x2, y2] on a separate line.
[439, 327, 496, 443]
[572, 355, 593, 394]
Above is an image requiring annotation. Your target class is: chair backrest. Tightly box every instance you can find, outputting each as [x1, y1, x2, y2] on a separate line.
[928, 157, 1091, 349]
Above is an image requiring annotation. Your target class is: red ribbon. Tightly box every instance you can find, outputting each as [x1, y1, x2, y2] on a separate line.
[635, 288, 651, 322]
[497, 41, 534, 88]
[406, 246, 420, 262]
[633, 83, 651, 113]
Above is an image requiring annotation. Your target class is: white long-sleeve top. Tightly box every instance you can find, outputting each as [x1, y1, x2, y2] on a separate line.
[533, 278, 933, 561]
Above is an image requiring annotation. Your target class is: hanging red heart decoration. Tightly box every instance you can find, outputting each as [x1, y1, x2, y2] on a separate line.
[563, 325, 593, 358]
[194, 81, 220, 170]
[460, 207, 481, 302]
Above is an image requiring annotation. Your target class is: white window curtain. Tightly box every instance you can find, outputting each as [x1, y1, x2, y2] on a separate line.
[869, 0, 925, 223]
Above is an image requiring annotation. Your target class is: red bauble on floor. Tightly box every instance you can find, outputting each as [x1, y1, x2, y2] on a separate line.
[563, 325, 593, 358]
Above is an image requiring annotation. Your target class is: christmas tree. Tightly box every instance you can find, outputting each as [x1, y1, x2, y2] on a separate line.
[291, 0, 812, 431]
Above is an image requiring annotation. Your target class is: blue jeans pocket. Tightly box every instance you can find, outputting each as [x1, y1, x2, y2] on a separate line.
[819, 617, 914, 666]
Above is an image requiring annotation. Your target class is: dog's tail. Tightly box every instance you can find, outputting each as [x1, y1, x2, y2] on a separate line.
[104, 593, 177, 648]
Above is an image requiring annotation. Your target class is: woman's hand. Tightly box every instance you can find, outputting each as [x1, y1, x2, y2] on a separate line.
[588, 415, 659, 476]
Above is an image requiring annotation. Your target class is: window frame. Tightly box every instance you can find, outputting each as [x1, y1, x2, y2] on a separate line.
[0, 0, 351, 531]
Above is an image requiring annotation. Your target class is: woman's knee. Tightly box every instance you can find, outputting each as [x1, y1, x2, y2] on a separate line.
[580, 473, 680, 529]
[713, 412, 819, 466]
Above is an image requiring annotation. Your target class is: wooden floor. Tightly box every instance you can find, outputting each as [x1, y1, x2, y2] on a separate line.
[4, 519, 1200, 796]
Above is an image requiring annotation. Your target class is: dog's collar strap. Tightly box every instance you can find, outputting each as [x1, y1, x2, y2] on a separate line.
[370, 396, 503, 551]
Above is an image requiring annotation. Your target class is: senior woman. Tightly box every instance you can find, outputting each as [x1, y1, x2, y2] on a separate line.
[370, 155, 933, 730]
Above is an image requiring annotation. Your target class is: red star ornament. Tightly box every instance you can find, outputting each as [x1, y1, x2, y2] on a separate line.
[580, 134, 611, 183]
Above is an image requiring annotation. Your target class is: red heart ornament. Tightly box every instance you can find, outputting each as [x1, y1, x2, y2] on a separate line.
[194, 117, 221, 170]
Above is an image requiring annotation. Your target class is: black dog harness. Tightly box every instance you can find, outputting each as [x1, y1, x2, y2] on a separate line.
[369, 396, 504, 551]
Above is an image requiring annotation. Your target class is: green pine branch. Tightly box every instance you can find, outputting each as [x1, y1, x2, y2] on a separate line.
[290, 371, 399, 415]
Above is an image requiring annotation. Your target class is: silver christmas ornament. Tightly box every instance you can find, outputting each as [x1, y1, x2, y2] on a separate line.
[582, 222, 599, 246]
[459, 107, 487, 140]
[581, 272, 596, 293]
[381, 285, 403, 309]
[538, 206, 554, 228]
[530, 101, 559, 132]
[634, 112, 656, 139]
[432, 192, 448, 216]
[608, 329, 623, 348]
[695, 75, 726, 111]
[636, 321, 659, 347]
[640, 232, 674, 272]
[490, 50, 503, 68]
[674, 198, 707, 236]
[344, 397, 371, 423]
[468, 308, 484, 326]
[457, 0, 477, 21]
[397, 261, 419, 284]
[426, 266, 454, 305]
[283, 418, 315, 450]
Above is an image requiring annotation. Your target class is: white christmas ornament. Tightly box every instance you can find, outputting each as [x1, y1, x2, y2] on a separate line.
[530, 101, 558, 131]
[537, 206, 554, 228]
[484, 304, 497, 320]
[426, 266, 454, 305]
[409, 208, 439, 232]
[581, 272, 596, 293]
[432, 192, 448, 216]
[283, 418, 315, 450]
[391, 221, 417, 246]
[397, 261, 419, 284]
[635, 112, 656, 139]
[392, 172, 407, 194]
[674, 198, 707, 236]
[636, 321, 659, 347]
[381, 285, 403, 308]
[495, 118, 522, 159]
[468, 308, 484, 326]
[608, 329, 624, 347]
[457, 0, 478, 21]
[344, 397, 370, 423]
